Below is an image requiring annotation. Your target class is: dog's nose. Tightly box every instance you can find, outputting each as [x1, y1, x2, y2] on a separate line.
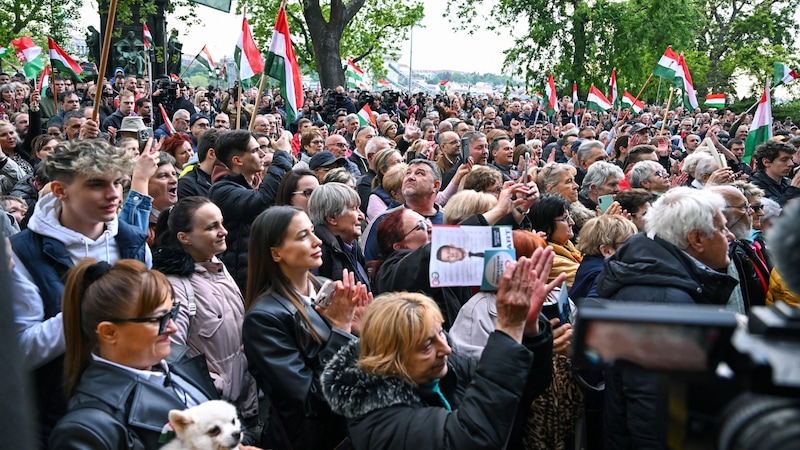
[232, 430, 242, 441]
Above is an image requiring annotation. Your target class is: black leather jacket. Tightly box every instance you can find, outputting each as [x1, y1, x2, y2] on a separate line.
[48, 345, 218, 449]
[242, 289, 356, 450]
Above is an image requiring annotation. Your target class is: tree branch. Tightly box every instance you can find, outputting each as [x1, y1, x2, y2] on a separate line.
[343, 0, 367, 27]
[287, 10, 314, 58]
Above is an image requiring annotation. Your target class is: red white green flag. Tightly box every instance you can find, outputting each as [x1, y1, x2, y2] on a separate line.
[704, 94, 725, 108]
[609, 68, 618, 109]
[674, 53, 698, 109]
[158, 104, 177, 135]
[265, 6, 303, 125]
[621, 90, 643, 114]
[572, 82, 578, 105]
[196, 45, 215, 72]
[48, 37, 82, 81]
[653, 45, 679, 81]
[11, 36, 44, 78]
[37, 65, 51, 94]
[143, 23, 154, 51]
[587, 84, 612, 112]
[545, 74, 559, 115]
[439, 79, 449, 92]
[235, 15, 264, 81]
[533, 91, 544, 104]
[346, 59, 367, 90]
[377, 79, 390, 87]
[743, 82, 771, 165]
[357, 104, 375, 126]
[773, 62, 799, 87]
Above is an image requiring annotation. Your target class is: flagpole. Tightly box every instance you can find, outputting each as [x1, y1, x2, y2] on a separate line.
[147, 52, 154, 125]
[656, 77, 662, 105]
[660, 87, 674, 137]
[178, 56, 197, 80]
[92, 0, 118, 122]
[236, 82, 243, 130]
[249, 72, 267, 131]
[631, 74, 653, 112]
[51, 66, 58, 117]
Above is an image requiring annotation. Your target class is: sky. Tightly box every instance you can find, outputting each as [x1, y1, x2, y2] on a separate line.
[77, 0, 516, 76]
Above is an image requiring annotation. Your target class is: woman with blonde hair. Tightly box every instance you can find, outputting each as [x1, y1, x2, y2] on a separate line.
[572, 215, 638, 299]
[322, 248, 557, 449]
[442, 189, 497, 225]
[535, 162, 579, 203]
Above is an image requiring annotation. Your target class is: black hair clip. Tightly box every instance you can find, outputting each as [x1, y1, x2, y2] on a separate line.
[83, 261, 112, 286]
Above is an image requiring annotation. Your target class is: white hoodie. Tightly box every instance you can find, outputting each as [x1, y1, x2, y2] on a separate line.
[11, 193, 152, 369]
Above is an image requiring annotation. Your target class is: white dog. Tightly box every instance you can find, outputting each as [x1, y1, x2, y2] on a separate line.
[161, 400, 242, 450]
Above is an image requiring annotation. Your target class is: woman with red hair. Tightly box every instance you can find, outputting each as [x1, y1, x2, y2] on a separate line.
[161, 133, 194, 169]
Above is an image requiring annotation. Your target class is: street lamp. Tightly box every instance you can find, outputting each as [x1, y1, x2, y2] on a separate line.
[214, 67, 222, 88]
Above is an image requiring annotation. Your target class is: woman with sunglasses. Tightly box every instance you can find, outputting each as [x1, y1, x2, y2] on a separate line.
[51, 258, 219, 449]
[243, 206, 369, 449]
[275, 168, 319, 214]
[152, 196, 260, 443]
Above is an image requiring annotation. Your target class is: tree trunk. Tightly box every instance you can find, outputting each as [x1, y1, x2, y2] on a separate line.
[312, 31, 345, 89]
[571, 2, 588, 94]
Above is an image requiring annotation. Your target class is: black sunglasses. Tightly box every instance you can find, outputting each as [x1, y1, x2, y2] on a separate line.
[108, 304, 179, 335]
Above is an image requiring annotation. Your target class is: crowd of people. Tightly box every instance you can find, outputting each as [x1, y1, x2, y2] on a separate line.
[2, 66, 800, 449]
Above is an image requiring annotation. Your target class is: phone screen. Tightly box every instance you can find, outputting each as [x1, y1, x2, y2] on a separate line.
[461, 137, 470, 164]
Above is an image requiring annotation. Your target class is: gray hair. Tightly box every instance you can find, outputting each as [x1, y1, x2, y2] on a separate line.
[576, 140, 605, 165]
[645, 187, 725, 250]
[581, 161, 624, 192]
[682, 152, 712, 177]
[629, 161, 663, 189]
[307, 182, 361, 225]
[461, 130, 486, 152]
[408, 158, 442, 183]
[694, 154, 719, 181]
[761, 198, 781, 225]
[364, 136, 391, 156]
[344, 114, 359, 126]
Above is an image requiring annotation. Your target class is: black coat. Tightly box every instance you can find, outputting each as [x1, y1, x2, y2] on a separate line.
[595, 233, 737, 449]
[750, 170, 800, 206]
[242, 290, 355, 450]
[321, 326, 553, 450]
[48, 345, 218, 450]
[729, 240, 769, 311]
[208, 150, 292, 291]
[313, 225, 370, 291]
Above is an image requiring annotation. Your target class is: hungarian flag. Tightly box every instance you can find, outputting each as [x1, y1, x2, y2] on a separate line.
[48, 38, 82, 81]
[158, 104, 177, 135]
[572, 82, 578, 105]
[621, 90, 643, 114]
[773, 62, 799, 87]
[545, 74, 559, 115]
[264, 6, 303, 125]
[533, 91, 544, 105]
[609, 68, 618, 109]
[653, 45, 679, 81]
[11, 36, 44, 78]
[705, 94, 725, 108]
[587, 84, 612, 112]
[196, 45, 214, 72]
[357, 104, 375, 126]
[439, 79, 449, 92]
[346, 59, 367, 90]
[37, 65, 51, 94]
[377, 79, 390, 87]
[143, 23, 154, 51]
[235, 15, 264, 81]
[743, 82, 771, 165]
[0, 46, 11, 58]
[674, 53, 698, 109]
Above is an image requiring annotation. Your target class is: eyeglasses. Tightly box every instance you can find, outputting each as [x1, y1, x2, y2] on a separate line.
[751, 204, 763, 213]
[108, 304, 179, 335]
[444, 140, 460, 146]
[403, 220, 430, 239]
[654, 169, 668, 177]
[725, 202, 753, 212]
[311, 139, 324, 145]
[292, 188, 315, 198]
[554, 213, 573, 223]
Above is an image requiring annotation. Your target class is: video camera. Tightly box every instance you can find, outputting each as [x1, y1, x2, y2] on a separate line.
[573, 300, 800, 449]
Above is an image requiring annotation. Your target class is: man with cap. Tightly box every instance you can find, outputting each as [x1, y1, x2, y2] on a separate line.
[188, 113, 210, 149]
[309, 151, 347, 182]
[627, 122, 651, 147]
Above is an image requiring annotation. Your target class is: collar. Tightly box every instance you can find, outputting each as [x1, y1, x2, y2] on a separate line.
[91, 353, 169, 386]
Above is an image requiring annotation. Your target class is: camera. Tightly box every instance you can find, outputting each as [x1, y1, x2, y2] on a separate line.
[573, 300, 800, 449]
[137, 127, 153, 153]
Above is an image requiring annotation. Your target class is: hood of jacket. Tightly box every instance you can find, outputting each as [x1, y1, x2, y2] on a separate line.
[596, 233, 737, 304]
[321, 340, 422, 420]
[27, 193, 120, 263]
[152, 245, 196, 276]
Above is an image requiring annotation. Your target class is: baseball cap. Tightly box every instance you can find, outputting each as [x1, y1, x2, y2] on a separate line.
[309, 151, 346, 170]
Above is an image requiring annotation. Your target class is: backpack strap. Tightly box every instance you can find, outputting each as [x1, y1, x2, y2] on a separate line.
[178, 278, 196, 333]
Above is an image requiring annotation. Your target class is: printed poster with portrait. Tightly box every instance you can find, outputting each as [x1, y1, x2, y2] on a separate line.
[429, 225, 515, 289]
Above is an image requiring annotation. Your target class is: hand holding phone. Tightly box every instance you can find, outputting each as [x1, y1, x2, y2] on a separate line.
[598, 194, 614, 214]
[314, 280, 336, 308]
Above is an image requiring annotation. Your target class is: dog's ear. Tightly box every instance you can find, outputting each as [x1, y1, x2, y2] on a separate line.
[168, 409, 195, 437]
